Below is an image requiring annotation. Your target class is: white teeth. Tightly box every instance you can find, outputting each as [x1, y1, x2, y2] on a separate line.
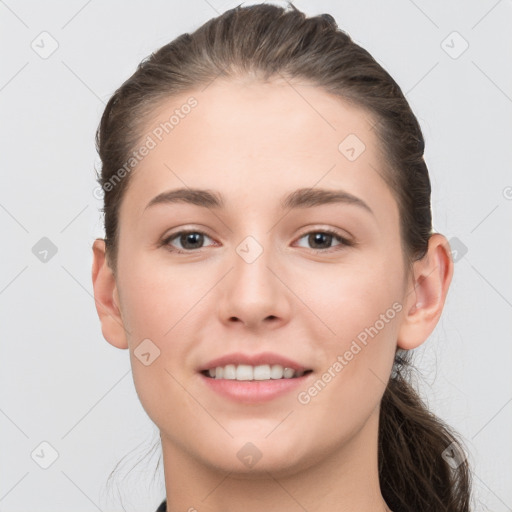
[253, 365, 271, 380]
[224, 364, 237, 379]
[283, 367, 295, 379]
[236, 364, 253, 380]
[270, 364, 284, 379]
[206, 364, 306, 380]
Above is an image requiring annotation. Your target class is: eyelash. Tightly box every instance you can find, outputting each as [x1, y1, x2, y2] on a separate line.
[160, 228, 354, 254]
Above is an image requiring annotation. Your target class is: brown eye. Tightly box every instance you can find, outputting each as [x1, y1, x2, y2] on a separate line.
[295, 230, 352, 252]
[308, 232, 335, 250]
[163, 231, 215, 252]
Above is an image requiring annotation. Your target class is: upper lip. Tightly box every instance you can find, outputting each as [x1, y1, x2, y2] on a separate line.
[198, 352, 311, 373]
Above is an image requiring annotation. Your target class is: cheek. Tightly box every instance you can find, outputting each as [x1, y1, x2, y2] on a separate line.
[301, 247, 404, 338]
[300, 249, 403, 397]
[119, 260, 205, 432]
[118, 251, 206, 342]
[118, 237, 403, 424]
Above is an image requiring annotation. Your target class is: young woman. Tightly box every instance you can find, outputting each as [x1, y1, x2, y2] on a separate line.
[91, 3, 472, 511]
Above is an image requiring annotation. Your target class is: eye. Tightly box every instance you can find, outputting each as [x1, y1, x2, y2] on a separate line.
[162, 230, 216, 253]
[295, 229, 353, 252]
[160, 228, 353, 254]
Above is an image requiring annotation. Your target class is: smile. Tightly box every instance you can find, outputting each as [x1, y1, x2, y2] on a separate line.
[201, 363, 313, 380]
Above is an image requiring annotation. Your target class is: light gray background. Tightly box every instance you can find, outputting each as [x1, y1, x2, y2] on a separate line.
[1, 1, 511, 511]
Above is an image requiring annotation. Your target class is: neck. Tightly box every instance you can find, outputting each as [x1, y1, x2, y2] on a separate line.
[161, 408, 392, 512]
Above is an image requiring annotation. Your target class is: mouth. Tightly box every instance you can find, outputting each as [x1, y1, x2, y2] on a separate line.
[197, 352, 314, 402]
[200, 364, 314, 381]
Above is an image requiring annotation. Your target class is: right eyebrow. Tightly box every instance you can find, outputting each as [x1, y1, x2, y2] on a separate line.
[144, 188, 224, 212]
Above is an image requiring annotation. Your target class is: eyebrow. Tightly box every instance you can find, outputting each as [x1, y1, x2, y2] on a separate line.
[144, 187, 374, 215]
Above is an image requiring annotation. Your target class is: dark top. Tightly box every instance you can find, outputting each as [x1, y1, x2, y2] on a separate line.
[156, 499, 166, 512]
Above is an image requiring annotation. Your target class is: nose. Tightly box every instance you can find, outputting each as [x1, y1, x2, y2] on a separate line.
[217, 238, 292, 331]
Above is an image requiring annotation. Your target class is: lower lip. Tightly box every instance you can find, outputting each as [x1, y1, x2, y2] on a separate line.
[199, 373, 313, 403]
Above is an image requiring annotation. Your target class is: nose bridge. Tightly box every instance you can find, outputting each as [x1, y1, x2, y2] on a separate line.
[232, 233, 277, 303]
[218, 232, 290, 327]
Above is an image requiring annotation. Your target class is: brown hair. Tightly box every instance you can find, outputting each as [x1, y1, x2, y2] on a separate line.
[96, 3, 473, 510]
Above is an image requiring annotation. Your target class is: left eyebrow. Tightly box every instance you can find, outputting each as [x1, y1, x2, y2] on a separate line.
[143, 187, 373, 216]
[281, 187, 374, 215]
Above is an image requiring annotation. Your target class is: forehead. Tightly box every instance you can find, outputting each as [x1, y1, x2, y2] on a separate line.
[120, 78, 395, 219]
[145, 78, 378, 160]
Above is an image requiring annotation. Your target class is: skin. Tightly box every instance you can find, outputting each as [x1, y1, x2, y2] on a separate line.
[92, 78, 453, 512]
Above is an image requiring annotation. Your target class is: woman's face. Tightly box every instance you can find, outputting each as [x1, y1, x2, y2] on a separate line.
[110, 78, 413, 475]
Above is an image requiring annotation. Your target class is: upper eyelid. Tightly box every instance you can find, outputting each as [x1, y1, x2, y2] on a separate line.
[163, 227, 349, 240]
[162, 230, 217, 252]
[163, 227, 352, 250]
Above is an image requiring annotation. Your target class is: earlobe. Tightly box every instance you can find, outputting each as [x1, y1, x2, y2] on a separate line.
[91, 239, 129, 349]
[397, 233, 454, 350]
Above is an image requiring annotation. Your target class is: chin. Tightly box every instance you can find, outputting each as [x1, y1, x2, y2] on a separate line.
[203, 451, 309, 479]
[194, 434, 314, 477]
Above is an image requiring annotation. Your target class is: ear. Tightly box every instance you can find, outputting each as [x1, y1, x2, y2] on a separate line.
[91, 239, 129, 349]
[397, 233, 454, 350]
